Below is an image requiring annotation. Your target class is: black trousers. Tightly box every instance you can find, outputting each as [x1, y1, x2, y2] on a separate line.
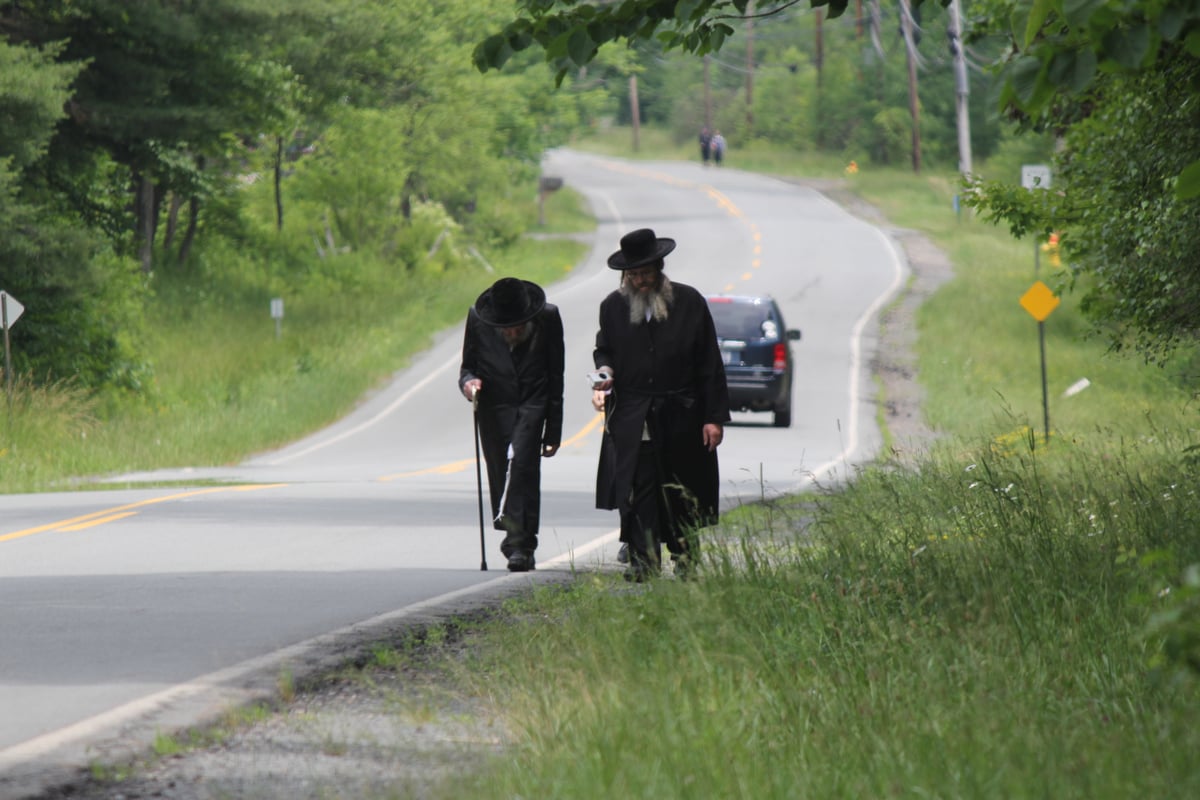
[479, 413, 543, 558]
[619, 441, 696, 569]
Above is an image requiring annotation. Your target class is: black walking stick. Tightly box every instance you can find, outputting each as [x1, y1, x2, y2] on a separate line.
[472, 389, 488, 571]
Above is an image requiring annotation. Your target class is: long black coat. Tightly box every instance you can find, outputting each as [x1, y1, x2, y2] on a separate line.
[459, 305, 564, 536]
[593, 282, 730, 525]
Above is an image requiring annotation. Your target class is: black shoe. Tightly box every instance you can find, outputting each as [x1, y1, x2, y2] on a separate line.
[622, 558, 659, 583]
[672, 555, 693, 581]
[507, 552, 535, 572]
[616, 543, 629, 564]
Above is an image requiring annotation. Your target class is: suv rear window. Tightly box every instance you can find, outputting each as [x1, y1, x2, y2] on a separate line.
[708, 299, 780, 341]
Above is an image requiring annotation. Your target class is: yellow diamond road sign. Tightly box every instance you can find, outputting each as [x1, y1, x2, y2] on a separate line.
[1020, 280, 1060, 322]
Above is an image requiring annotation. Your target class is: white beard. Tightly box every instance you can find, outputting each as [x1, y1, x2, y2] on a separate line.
[621, 274, 673, 325]
[497, 321, 533, 349]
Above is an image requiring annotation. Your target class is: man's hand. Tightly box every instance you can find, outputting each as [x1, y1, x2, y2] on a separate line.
[542, 444, 559, 457]
[702, 423, 724, 452]
[593, 367, 614, 393]
[461, 379, 482, 401]
[591, 389, 607, 412]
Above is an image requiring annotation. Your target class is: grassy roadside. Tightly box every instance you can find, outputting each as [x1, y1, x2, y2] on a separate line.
[420, 130, 1200, 798]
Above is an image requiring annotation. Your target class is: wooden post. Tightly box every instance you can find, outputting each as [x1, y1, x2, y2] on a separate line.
[900, 0, 922, 173]
[703, 55, 712, 130]
[629, 74, 641, 152]
[745, 1, 754, 134]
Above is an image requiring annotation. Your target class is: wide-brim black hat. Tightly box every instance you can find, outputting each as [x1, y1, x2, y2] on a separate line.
[474, 278, 546, 327]
[607, 228, 676, 270]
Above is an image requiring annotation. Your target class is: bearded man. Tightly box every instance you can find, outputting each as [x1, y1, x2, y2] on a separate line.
[460, 277, 564, 572]
[591, 228, 731, 580]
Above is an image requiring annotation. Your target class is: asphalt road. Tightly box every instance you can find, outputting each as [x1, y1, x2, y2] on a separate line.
[0, 148, 905, 797]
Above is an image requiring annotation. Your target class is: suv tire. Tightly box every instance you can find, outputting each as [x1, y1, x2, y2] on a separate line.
[773, 404, 792, 428]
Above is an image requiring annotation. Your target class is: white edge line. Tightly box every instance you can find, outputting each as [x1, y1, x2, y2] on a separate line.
[801, 213, 908, 486]
[267, 359, 457, 464]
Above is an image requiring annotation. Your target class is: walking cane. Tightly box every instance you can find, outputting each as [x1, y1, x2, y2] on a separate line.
[472, 389, 488, 571]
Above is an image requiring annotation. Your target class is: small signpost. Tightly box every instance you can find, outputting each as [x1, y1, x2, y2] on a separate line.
[1020, 280, 1060, 446]
[271, 297, 284, 339]
[1, 290, 26, 424]
[1022, 165, 1052, 276]
[1021, 164, 1051, 190]
[537, 176, 563, 226]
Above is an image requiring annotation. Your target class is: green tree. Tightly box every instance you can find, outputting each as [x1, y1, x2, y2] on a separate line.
[474, 0, 851, 81]
[2, 0, 607, 393]
[0, 38, 145, 392]
[963, 2, 1200, 360]
[5, 0, 298, 272]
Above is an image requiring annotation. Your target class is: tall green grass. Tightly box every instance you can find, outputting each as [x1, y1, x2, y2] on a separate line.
[441, 432, 1200, 799]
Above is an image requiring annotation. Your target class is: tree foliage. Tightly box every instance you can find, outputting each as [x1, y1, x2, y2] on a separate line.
[977, 0, 1200, 200]
[0, 0, 601, 394]
[474, 0, 851, 83]
[1055, 54, 1200, 359]
[964, 1, 1200, 360]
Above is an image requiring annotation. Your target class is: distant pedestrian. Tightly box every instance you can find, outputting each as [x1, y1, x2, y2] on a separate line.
[699, 127, 712, 165]
[711, 131, 726, 166]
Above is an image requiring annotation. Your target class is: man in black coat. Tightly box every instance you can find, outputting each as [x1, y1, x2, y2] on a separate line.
[591, 228, 731, 580]
[459, 278, 564, 572]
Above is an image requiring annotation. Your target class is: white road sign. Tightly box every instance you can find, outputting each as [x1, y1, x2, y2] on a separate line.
[1022, 164, 1052, 189]
[1, 290, 24, 329]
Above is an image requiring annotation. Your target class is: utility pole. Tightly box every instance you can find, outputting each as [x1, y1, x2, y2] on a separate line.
[949, 0, 972, 176]
[629, 74, 641, 152]
[899, 0, 921, 173]
[745, 1, 754, 134]
[814, 9, 824, 89]
[703, 55, 712, 130]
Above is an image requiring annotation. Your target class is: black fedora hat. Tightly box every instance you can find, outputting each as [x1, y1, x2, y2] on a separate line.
[607, 228, 676, 270]
[474, 278, 546, 327]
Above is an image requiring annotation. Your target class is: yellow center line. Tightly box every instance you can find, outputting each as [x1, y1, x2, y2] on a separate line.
[0, 483, 286, 543]
[562, 412, 604, 447]
[378, 460, 473, 481]
[377, 413, 605, 483]
[58, 511, 139, 532]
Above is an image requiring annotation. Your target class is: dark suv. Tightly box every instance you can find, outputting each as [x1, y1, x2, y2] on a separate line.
[706, 295, 801, 427]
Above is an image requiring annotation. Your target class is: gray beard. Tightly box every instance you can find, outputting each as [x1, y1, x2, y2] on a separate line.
[621, 275, 673, 325]
[497, 321, 533, 350]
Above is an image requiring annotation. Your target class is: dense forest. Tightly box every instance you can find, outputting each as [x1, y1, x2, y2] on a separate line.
[5, 0, 1195, 406]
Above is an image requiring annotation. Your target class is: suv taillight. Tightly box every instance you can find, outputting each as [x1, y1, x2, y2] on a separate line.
[773, 343, 787, 371]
